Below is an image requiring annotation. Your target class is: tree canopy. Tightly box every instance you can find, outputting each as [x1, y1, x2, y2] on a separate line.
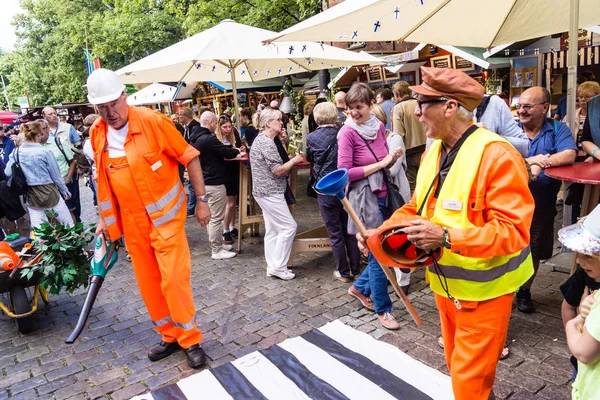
[0, 0, 321, 110]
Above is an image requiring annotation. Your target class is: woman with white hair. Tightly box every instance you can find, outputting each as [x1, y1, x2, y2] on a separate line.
[249, 108, 303, 280]
[307, 102, 360, 283]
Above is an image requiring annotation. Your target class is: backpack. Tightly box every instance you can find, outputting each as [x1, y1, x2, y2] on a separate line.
[7, 148, 28, 196]
[72, 138, 92, 177]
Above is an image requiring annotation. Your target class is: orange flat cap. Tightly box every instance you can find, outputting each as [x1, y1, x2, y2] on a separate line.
[409, 67, 485, 111]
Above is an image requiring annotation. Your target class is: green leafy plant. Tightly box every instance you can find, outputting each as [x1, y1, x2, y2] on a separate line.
[21, 212, 95, 295]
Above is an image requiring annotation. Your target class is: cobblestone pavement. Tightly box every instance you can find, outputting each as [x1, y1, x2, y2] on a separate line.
[0, 170, 575, 399]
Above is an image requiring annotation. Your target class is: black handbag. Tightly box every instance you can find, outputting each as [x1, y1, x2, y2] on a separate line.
[361, 137, 405, 214]
[307, 134, 338, 198]
[284, 179, 296, 205]
[8, 148, 28, 196]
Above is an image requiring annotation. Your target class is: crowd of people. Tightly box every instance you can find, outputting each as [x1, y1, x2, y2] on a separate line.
[2, 65, 600, 399]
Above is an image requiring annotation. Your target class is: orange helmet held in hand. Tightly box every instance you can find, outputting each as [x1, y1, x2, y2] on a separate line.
[367, 215, 440, 268]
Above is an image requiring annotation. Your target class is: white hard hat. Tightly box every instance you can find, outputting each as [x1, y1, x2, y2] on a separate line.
[86, 68, 126, 105]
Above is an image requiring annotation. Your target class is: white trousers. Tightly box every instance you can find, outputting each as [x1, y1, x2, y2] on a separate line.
[394, 268, 411, 287]
[255, 195, 297, 273]
[27, 198, 74, 231]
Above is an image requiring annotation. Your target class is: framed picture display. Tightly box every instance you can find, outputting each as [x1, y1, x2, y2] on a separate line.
[512, 71, 523, 88]
[367, 65, 383, 83]
[452, 55, 475, 72]
[383, 68, 400, 80]
[524, 71, 535, 87]
[430, 55, 451, 69]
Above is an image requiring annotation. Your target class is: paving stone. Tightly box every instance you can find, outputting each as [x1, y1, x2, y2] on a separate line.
[0, 371, 30, 390]
[8, 375, 46, 395]
[87, 378, 125, 399]
[46, 363, 84, 382]
[110, 382, 147, 400]
[88, 367, 126, 386]
[52, 381, 90, 400]
[37, 376, 76, 395]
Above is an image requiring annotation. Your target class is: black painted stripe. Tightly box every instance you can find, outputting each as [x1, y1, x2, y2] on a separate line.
[210, 362, 268, 400]
[301, 329, 432, 400]
[260, 345, 349, 400]
[151, 382, 187, 400]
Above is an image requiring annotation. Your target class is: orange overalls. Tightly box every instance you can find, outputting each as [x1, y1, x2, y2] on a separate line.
[105, 156, 201, 348]
[91, 106, 203, 349]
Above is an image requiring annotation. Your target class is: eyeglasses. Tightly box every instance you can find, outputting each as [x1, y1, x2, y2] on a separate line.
[515, 102, 547, 111]
[578, 95, 595, 101]
[416, 97, 448, 110]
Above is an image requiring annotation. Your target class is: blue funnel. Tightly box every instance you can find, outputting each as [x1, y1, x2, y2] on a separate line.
[315, 169, 348, 200]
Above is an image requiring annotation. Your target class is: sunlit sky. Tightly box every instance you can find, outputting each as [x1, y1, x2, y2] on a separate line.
[0, 0, 22, 52]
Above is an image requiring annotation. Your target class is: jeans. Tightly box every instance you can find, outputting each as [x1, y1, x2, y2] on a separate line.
[317, 194, 360, 277]
[353, 197, 392, 314]
[65, 173, 81, 223]
[187, 181, 196, 214]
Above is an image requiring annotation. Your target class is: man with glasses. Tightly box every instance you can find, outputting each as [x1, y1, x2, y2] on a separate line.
[515, 87, 577, 313]
[86, 68, 211, 369]
[358, 67, 535, 399]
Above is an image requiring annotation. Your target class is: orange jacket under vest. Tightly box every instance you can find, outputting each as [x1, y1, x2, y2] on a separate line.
[382, 141, 534, 259]
[90, 106, 200, 241]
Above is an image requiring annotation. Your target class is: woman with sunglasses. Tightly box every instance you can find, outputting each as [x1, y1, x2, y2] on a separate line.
[249, 108, 303, 280]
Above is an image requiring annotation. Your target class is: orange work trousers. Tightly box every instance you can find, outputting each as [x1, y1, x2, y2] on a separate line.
[106, 156, 202, 349]
[435, 292, 514, 400]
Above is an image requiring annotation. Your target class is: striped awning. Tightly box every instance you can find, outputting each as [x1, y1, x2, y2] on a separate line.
[544, 46, 600, 70]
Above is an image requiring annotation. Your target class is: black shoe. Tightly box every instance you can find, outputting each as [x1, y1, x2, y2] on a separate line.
[185, 344, 207, 369]
[148, 341, 181, 361]
[401, 285, 410, 295]
[186, 210, 195, 218]
[223, 231, 234, 244]
[516, 287, 535, 313]
[230, 228, 239, 238]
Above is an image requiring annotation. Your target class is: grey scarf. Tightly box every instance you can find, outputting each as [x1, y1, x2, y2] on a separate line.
[343, 112, 380, 141]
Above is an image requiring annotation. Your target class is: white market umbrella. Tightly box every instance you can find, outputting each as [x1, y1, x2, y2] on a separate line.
[127, 83, 181, 106]
[267, 0, 599, 48]
[268, 0, 600, 133]
[116, 19, 381, 124]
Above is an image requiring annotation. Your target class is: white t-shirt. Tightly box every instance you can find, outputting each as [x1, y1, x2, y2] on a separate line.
[107, 122, 129, 158]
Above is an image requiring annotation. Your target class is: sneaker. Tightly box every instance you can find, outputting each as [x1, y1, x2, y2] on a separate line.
[222, 231, 234, 244]
[230, 228, 239, 237]
[212, 249, 236, 260]
[186, 210, 195, 218]
[266, 269, 295, 280]
[400, 285, 410, 295]
[516, 287, 535, 313]
[333, 270, 351, 283]
[222, 244, 234, 252]
[378, 312, 400, 330]
[347, 285, 375, 311]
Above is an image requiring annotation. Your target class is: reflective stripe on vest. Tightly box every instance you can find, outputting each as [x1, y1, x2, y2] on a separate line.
[432, 246, 531, 283]
[416, 128, 533, 301]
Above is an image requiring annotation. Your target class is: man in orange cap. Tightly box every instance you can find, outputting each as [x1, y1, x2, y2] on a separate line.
[87, 68, 211, 369]
[358, 67, 535, 399]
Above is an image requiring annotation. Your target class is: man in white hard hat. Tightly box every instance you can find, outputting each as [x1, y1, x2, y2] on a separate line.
[87, 68, 211, 368]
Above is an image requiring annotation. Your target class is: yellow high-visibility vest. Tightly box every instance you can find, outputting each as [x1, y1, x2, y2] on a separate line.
[416, 128, 533, 301]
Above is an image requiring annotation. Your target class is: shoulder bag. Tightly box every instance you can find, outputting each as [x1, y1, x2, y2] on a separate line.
[361, 137, 405, 214]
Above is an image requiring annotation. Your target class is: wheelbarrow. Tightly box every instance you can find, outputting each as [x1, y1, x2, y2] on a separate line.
[0, 240, 48, 334]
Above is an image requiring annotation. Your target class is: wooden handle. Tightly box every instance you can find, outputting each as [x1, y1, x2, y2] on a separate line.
[339, 196, 422, 326]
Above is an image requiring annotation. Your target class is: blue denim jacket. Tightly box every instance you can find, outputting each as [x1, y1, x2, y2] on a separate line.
[4, 142, 71, 197]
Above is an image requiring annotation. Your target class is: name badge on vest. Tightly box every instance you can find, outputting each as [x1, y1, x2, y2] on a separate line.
[442, 200, 462, 211]
[151, 160, 163, 171]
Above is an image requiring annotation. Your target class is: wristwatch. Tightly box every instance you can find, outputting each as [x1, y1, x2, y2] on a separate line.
[197, 194, 209, 203]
